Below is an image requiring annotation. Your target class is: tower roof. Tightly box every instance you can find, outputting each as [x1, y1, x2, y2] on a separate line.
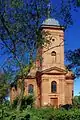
[42, 18, 60, 26]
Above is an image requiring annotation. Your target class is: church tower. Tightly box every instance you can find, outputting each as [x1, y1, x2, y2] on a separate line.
[41, 18, 64, 70]
[39, 18, 74, 107]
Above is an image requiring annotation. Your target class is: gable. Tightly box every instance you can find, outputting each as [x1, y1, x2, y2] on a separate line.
[42, 66, 66, 74]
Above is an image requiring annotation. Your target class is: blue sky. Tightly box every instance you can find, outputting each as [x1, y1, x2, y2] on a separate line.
[65, 8, 80, 95]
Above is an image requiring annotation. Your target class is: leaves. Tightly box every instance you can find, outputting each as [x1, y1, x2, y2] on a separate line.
[77, 0, 80, 6]
[1, 104, 80, 120]
[0, 73, 10, 103]
[10, 0, 23, 8]
[66, 49, 80, 77]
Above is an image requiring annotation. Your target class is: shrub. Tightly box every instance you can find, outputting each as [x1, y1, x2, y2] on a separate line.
[60, 104, 72, 110]
[12, 95, 34, 110]
[1, 103, 80, 120]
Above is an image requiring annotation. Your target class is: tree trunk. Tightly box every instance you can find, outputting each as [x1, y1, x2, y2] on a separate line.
[17, 77, 24, 111]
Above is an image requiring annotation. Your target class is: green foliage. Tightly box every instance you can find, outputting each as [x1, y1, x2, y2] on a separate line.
[18, 63, 33, 77]
[11, 0, 23, 8]
[12, 95, 34, 110]
[1, 105, 80, 120]
[66, 49, 80, 77]
[77, 0, 80, 6]
[60, 104, 72, 110]
[73, 95, 80, 107]
[0, 73, 10, 104]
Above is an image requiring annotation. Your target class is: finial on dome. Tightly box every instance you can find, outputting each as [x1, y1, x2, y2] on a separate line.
[42, 2, 60, 27]
[47, 3, 51, 18]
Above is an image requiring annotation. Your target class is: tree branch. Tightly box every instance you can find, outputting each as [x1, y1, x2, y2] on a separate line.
[0, 13, 16, 53]
[43, 40, 64, 53]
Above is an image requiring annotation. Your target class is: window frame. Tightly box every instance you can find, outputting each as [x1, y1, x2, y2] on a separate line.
[51, 81, 57, 93]
[28, 84, 34, 94]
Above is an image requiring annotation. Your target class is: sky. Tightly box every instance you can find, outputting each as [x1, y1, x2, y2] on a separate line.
[64, 8, 80, 96]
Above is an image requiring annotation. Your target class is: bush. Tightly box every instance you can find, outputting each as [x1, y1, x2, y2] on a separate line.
[1, 102, 80, 120]
[60, 104, 72, 110]
[12, 95, 34, 110]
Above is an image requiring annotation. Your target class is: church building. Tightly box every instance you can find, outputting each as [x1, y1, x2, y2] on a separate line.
[10, 18, 74, 108]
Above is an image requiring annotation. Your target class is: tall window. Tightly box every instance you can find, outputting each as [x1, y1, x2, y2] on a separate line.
[51, 51, 56, 63]
[51, 81, 57, 93]
[28, 84, 34, 94]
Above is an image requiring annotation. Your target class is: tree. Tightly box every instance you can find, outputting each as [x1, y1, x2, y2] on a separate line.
[77, 0, 80, 6]
[0, 0, 50, 110]
[0, 0, 76, 110]
[66, 49, 80, 77]
[0, 71, 11, 104]
[73, 95, 80, 107]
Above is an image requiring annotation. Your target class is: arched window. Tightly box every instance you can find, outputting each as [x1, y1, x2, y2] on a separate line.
[51, 51, 56, 56]
[51, 51, 56, 63]
[51, 81, 57, 93]
[28, 84, 34, 94]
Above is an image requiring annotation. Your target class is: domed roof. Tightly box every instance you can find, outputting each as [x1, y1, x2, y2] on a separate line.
[42, 18, 60, 26]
